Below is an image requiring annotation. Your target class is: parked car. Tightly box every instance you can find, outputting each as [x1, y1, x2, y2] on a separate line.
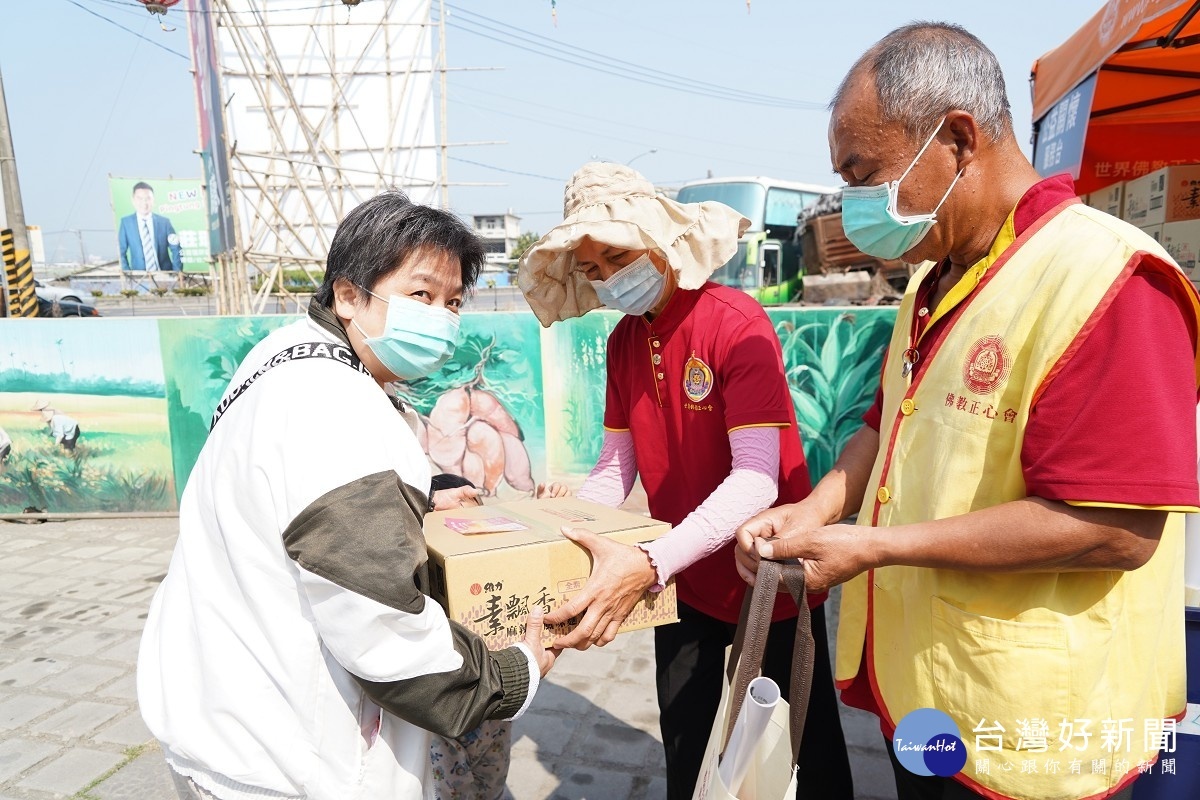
[36, 296, 100, 317]
[33, 279, 83, 305]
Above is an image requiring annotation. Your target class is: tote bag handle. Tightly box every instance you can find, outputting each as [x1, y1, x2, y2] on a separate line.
[723, 557, 813, 771]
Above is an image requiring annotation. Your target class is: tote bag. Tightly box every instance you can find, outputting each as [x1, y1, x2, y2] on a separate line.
[693, 559, 813, 800]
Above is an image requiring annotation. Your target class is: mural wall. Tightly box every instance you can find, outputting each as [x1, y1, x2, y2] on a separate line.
[0, 319, 175, 513]
[0, 307, 895, 514]
[392, 314, 547, 500]
[159, 316, 293, 499]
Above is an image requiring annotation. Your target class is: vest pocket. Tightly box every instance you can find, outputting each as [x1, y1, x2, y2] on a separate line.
[929, 597, 1071, 751]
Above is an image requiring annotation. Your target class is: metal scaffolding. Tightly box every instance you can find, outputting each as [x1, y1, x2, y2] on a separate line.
[198, 0, 442, 313]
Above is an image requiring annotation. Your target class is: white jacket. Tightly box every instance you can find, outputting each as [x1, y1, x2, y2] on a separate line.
[138, 308, 537, 800]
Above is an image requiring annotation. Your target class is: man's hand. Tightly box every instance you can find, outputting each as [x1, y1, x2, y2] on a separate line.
[753, 524, 875, 593]
[734, 501, 829, 585]
[432, 485, 481, 510]
[521, 607, 560, 677]
[544, 526, 657, 650]
[536, 482, 570, 499]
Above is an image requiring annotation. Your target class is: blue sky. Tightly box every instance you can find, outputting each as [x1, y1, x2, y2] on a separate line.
[3, 0, 1102, 261]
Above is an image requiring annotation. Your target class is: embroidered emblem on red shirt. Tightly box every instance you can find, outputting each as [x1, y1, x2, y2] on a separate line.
[683, 351, 714, 402]
[963, 335, 1011, 395]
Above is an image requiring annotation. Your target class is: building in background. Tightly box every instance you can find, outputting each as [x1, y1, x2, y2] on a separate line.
[472, 211, 521, 271]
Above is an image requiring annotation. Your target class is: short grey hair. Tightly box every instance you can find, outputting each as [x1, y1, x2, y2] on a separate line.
[832, 22, 1013, 142]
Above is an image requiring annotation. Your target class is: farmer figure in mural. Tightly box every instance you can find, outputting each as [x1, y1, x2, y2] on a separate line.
[736, 23, 1200, 800]
[517, 161, 853, 800]
[138, 192, 557, 800]
[0, 425, 11, 471]
[34, 400, 81, 452]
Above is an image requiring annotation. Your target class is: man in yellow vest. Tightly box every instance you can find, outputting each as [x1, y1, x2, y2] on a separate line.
[736, 22, 1200, 800]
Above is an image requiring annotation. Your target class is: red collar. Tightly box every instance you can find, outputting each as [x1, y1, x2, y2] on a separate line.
[1013, 173, 1078, 237]
[639, 283, 707, 337]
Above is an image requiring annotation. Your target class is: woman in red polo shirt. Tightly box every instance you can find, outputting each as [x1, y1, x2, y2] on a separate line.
[519, 162, 852, 800]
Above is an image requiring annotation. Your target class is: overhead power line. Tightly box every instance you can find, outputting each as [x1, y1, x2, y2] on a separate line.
[65, 0, 190, 60]
[446, 80, 815, 162]
[82, 0, 337, 15]
[448, 156, 562, 182]
[440, 4, 823, 111]
[447, 92, 798, 175]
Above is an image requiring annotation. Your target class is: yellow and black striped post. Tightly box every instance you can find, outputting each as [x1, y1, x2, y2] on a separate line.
[1, 228, 37, 317]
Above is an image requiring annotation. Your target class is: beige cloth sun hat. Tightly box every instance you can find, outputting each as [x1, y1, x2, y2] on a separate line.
[517, 162, 750, 327]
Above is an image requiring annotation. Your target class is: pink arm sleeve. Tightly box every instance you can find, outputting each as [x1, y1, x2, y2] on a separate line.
[641, 427, 780, 588]
[576, 430, 637, 508]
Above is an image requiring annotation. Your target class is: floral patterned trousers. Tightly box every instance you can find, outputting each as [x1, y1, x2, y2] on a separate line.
[430, 720, 514, 800]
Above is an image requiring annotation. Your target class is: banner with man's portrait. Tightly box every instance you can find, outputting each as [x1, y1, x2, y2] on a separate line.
[110, 177, 210, 273]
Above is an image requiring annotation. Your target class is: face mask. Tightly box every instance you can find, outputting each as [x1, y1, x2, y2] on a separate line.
[589, 253, 666, 316]
[352, 290, 461, 380]
[840, 118, 964, 260]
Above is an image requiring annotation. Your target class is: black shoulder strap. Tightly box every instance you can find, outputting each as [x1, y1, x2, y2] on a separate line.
[209, 341, 371, 431]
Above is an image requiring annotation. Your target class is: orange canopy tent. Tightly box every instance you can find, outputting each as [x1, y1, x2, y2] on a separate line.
[1031, 0, 1200, 194]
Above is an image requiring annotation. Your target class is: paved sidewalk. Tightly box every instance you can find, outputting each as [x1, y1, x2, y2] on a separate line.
[0, 517, 896, 799]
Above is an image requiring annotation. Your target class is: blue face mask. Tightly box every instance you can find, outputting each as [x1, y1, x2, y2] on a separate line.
[840, 118, 964, 260]
[352, 290, 461, 380]
[589, 253, 666, 316]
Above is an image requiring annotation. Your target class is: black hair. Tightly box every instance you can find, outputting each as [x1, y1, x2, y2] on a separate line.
[314, 191, 486, 308]
[431, 473, 476, 492]
[132, 181, 154, 195]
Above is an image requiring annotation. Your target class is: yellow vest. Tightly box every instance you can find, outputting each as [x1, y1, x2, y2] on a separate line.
[836, 201, 1200, 800]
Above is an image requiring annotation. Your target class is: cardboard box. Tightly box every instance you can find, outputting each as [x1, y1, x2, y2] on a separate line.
[1141, 224, 1164, 244]
[1162, 165, 1200, 223]
[1124, 166, 1200, 227]
[1163, 220, 1200, 280]
[1124, 172, 1158, 225]
[423, 498, 678, 647]
[1096, 183, 1124, 218]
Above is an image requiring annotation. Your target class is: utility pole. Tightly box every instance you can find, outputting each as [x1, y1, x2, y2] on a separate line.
[0, 61, 31, 317]
[437, 0, 450, 208]
[72, 229, 87, 265]
[0, 63, 29, 256]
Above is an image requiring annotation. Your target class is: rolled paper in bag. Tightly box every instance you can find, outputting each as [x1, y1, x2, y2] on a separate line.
[718, 676, 781, 794]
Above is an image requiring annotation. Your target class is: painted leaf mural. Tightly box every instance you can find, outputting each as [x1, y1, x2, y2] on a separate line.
[768, 308, 896, 484]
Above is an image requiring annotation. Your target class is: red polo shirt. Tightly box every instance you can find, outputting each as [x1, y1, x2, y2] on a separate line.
[603, 282, 819, 624]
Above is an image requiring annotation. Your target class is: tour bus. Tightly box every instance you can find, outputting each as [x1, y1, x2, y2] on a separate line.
[673, 176, 836, 304]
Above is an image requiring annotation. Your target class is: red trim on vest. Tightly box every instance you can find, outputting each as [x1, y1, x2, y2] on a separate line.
[1029, 250, 1135, 410]
[869, 198, 1081, 525]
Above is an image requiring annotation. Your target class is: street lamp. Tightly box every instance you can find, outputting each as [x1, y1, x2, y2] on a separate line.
[626, 149, 658, 167]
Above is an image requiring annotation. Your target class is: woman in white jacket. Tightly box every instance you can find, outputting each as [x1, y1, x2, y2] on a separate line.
[138, 193, 556, 800]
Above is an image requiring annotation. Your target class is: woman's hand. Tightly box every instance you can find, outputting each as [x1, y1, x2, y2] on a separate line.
[432, 485, 482, 510]
[544, 526, 657, 650]
[521, 607, 560, 677]
[535, 482, 570, 499]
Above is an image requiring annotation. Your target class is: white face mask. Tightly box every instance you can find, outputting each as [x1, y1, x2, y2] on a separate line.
[588, 253, 666, 316]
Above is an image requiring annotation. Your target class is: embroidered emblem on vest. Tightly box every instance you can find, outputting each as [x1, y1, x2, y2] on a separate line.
[962, 335, 1011, 395]
[683, 352, 714, 402]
